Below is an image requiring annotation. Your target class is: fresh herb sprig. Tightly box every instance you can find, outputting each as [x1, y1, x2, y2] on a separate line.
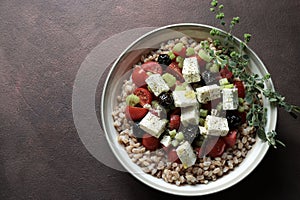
[207, 0, 300, 148]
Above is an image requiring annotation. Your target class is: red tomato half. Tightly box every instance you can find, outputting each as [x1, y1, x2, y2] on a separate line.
[134, 87, 152, 106]
[166, 62, 184, 82]
[125, 106, 148, 121]
[234, 80, 246, 98]
[169, 115, 180, 131]
[198, 137, 226, 158]
[142, 133, 160, 151]
[208, 138, 226, 157]
[173, 47, 186, 57]
[132, 66, 148, 87]
[223, 130, 237, 148]
[167, 148, 181, 163]
[142, 61, 163, 74]
[220, 66, 233, 80]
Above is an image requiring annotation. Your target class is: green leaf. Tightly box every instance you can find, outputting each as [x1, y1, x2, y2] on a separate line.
[257, 128, 266, 141]
[276, 140, 286, 147]
[269, 98, 277, 102]
[211, 0, 218, 7]
[245, 93, 253, 104]
[242, 54, 249, 60]
[228, 60, 237, 67]
[263, 73, 271, 80]
[244, 33, 251, 43]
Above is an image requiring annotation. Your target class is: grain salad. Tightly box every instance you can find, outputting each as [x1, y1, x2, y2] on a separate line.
[112, 36, 259, 186]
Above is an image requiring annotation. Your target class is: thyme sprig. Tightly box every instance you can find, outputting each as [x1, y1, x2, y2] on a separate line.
[206, 0, 300, 148]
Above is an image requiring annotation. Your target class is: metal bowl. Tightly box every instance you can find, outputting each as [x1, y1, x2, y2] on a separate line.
[101, 23, 276, 196]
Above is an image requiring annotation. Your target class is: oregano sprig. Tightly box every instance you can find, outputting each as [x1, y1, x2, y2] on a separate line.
[206, 0, 300, 148]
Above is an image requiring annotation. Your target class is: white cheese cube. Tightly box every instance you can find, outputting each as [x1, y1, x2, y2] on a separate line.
[205, 115, 229, 136]
[145, 74, 169, 96]
[222, 88, 239, 110]
[139, 112, 167, 138]
[196, 84, 221, 103]
[182, 57, 201, 83]
[209, 84, 221, 100]
[181, 106, 199, 127]
[176, 141, 197, 168]
[211, 108, 219, 116]
[196, 86, 210, 103]
[199, 126, 208, 136]
[160, 135, 171, 147]
[172, 90, 199, 107]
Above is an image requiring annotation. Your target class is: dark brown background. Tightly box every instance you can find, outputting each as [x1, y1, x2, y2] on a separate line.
[1, 0, 300, 199]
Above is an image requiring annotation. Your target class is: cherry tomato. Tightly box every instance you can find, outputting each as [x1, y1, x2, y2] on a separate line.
[166, 62, 184, 82]
[208, 138, 226, 157]
[198, 137, 226, 158]
[125, 106, 148, 121]
[220, 66, 233, 80]
[132, 66, 148, 87]
[142, 133, 160, 151]
[142, 61, 163, 74]
[167, 148, 181, 163]
[173, 47, 186, 57]
[234, 80, 246, 98]
[134, 87, 153, 106]
[169, 114, 180, 131]
[223, 130, 237, 148]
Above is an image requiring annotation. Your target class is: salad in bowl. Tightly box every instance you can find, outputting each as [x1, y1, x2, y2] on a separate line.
[101, 1, 299, 195]
[113, 35, 259, 186]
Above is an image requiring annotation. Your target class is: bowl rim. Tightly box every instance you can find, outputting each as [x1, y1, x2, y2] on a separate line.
[100, 23, 276, 196]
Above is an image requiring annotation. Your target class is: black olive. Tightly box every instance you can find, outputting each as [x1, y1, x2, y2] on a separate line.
[226, 111, 242, 129]
[158, 92, 174, 108]
[158, 54, 172, 66]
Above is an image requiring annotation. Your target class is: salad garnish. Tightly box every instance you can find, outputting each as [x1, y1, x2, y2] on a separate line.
[207, 0, 300, 148]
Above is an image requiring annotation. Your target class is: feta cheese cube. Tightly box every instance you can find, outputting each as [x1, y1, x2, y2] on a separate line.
[181, 106, 199, 127]
[176, 141, 197, 168]
[145, 74, 169, 96]
[139, 112, 167, 138]
[160, 135, 171, 147]
[172, 90, 198, 107]
[211, 108, 219, 116]
[209, 84, 221, 100]
[196, 84, 221, 103]
[182, 57, 201, 83]
[199, 126, 208, 136]
[205, 115, 229, 136]
[222, 88, 239, 110]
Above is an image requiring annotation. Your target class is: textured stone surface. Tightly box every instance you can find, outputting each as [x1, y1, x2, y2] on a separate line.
[0, 0, 299, 199]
